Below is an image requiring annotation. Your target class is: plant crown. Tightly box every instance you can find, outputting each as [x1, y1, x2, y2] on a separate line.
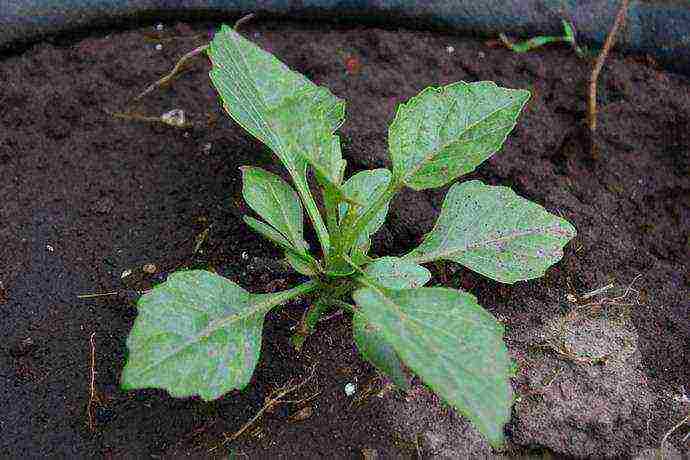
[121, 24, 577, 448]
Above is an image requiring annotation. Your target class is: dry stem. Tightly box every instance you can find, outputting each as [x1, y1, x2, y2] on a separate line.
[661, 413, 690, 449]
[571, 274, 643, 314]
[587, 0, 630, 156]
[77, 291, 119, 299]
[132, 44, 209, 102]
[132, 13, 255, 103]
[209, 364, 318, 452]
[87, 332, 98, 432]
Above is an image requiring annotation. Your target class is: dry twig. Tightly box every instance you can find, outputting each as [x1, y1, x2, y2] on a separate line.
[132, 44, 209, 102]
[132, 13, 255, 103]
[77, 291, 119, 299]
[587, 0, 630, 157]
[209, 363, 319, 452]
[87, 332, 99, 432]
[661, 413, 690, 449]
[568, 274, 643, 315]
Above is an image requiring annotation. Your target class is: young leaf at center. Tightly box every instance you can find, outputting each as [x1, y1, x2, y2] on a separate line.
[241, 166, 307, 255]
[362, 256, 430, 289]
[339, 169, 392, 263]
[208, 25, 346, 255]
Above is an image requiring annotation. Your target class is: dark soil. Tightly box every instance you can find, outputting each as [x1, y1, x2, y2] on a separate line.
[1, 19, 688, 458]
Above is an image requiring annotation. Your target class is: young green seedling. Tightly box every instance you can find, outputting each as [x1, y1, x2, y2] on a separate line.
[500, 20, 585, 57]
[120, 25, 577, 448]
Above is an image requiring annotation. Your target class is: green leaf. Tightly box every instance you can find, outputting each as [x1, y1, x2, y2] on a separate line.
[241, 166, 306, 254]
[269, 89, 347, 188]
[243, 217, 320, 275]
[363, 257, 430, 289]
[405, 180, 576, 284]
[121, 270, 316, 401]
[285, 250, 318, 276]
[243, 215, 292, 250]
[339, 169, 392, 258]
[208, 26, 345, 167]
[122, 271, 315, 400]
[352, 286, 512, 447]
[352, 311, 411, 391]
[389, 81, 530, 190]
[208, 25, 344, 254]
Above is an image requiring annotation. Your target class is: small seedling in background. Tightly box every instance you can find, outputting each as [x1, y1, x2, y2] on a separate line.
[119, 24, 576, 448]
[500, 20, 586, 57]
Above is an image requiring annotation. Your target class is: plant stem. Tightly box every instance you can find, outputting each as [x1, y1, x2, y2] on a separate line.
[323, 186, 340, 245]
[288, 169, 331, 264]
[263, 280, 318, 309]
[291, 298, 330, 350]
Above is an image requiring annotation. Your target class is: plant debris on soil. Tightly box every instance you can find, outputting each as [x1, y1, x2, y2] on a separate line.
[1, 19, 688, 458]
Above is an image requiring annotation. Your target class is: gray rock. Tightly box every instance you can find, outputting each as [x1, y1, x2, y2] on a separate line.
[511, 308, 656, 457]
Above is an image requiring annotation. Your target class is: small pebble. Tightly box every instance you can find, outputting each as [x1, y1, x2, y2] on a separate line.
[446, 45, 455, 54]
[155, 43, 163, 51]
[161, 109, 185, 127]
[142, 263, 157, 274]
[362, 448, 378, 460]
[344, 382, 356, 396]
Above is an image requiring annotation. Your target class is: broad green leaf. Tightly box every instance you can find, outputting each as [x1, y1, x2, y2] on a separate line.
[208, 26, 345, 167]
[241, 167, 306, 254]
[243, 215, 292, 250]
[352, 286, 512, 447]
[363, 257, 430, 289]
[339, 169, 392, 258]
[122, 271, 314, 400]
[352, 311, 411, 391]
[405, 180, 576, 283]
[389, 81, 530, 190]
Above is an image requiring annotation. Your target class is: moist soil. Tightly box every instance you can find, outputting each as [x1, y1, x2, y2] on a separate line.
[1, 19, 688, 458]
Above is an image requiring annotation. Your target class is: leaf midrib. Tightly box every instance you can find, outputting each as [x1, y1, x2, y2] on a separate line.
[130, 295, 274, 380]
[399, 95, 519, 183]
[265, 180, 303, 252]
[410, 224, 568, 264]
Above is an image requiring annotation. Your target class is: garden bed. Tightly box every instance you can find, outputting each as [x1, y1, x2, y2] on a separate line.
[1, 19, 688, 457]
